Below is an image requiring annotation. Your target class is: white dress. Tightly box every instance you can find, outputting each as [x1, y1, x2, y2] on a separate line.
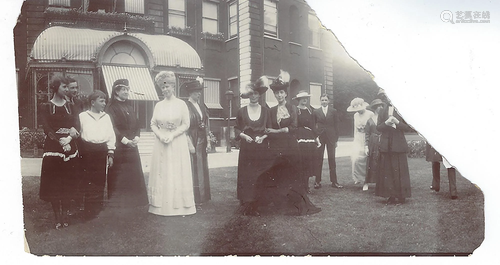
[351, 110, 374, 183]
[148, 97, 196, 216]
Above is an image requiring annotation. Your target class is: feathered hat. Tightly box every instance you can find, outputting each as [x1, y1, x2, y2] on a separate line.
[270, 70, 290, 92]
[181, 76, 205, 92]
[240, 76, 269, 98]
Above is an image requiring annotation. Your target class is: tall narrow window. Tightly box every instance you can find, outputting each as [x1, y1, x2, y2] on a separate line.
[48, 0, 71, 7]
[202, 1, 219, 34]
[124, 0, 144, 14]
[228, 1, 238, 38]
[204, 79, 223, 109]
[264, 0, 278, 38]
[289, 5, 300, 43]
[308, 13, 321, 48]
[168, 0, 186, 29]
[309, 83, 322, 109]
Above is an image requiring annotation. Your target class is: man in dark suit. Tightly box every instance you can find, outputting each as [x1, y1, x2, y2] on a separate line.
[313, 94, 343, 189]
[66, 77, 85, 114]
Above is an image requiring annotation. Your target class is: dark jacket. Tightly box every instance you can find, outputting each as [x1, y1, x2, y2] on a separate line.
[376, 104, 411, 153]
[313, 105, 340, 145]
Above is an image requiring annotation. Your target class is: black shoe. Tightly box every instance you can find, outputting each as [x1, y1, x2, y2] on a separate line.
[332, 183, 343, 189]
[451, 195, 458, 200]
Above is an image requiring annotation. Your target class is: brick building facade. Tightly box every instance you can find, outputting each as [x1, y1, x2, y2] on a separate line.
[14, 0, 378, 141]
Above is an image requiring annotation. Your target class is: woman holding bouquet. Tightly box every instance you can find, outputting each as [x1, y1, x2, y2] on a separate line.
[148, 71, 196, 216]
[235, 77, 272, 216]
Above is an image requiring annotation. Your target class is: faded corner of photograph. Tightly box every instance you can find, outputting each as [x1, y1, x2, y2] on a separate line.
[15, 0, 484, 257]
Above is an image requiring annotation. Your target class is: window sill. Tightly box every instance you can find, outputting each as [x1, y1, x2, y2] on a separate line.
[288, 41, 302, 46]
[264, 35, 282, 42]
[225, 37, 238, 43]
[308, 46, 322, 51]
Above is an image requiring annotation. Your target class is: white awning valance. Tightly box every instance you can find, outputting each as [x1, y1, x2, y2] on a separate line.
[102, 65, 159, 101]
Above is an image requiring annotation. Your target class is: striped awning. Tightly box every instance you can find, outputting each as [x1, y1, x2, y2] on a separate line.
[31, 26, 202, 69]
[102, 65, 159, 101]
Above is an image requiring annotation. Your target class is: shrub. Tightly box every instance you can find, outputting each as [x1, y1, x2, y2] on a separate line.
[407, 140, 426, 158]
[19, 127, 46, 151]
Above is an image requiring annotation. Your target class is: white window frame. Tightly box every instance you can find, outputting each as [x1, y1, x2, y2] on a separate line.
[228, 1, 238, 38]
[202, 1, 219, 34]
[309, 83, 322, 109]
[263, 0, 278, 38]
[168, 0, 187, 29]
[48, 0, 71, 7]
[204, 78, 223, 109]
[124, 0, 145, 14]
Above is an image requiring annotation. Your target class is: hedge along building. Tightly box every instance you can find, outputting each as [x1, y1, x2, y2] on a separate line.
[15, 0, 378, 140]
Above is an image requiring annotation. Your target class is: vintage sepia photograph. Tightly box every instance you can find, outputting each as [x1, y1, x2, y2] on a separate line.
[2, 0, 499, 262]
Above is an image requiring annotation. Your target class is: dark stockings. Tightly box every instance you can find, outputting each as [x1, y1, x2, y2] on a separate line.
[51, 200, 70, 229]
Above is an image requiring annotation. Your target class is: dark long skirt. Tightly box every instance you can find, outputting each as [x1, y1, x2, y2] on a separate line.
[79, 141, 108, 218]
[237, 139, 273, 204]
[191, 141, 211, 204]
[375, 152, 411, 199]
[107, 146, 148, 208]
[296, 127, 318, 186]
[39, 139, 80, 202]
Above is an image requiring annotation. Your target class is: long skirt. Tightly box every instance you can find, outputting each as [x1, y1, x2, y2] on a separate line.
[79, 141, 108, 218]
[107, 146, 148, 208]
[191, 140, 210, 204]
[237, 139, 273, 204]
[148, 133, 196, 216]
[375, 152, 411, 199]
[39, 144, 80, 202]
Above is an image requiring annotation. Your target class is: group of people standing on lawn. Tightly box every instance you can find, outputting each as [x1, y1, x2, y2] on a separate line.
[38, 69, 458, 228]
[38, 72, 211, 229]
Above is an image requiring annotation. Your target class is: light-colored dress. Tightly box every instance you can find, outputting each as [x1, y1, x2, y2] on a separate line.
[148, 97, 196, 216]
[351, 110, 374, 183]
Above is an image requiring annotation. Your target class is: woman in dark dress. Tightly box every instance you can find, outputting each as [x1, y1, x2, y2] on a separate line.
[264, 70, 321, 215]
[105, 79, 148, 209]
[293, 90, 319, 192]
[182, 77, 211, 205]
[363, 99, 386, 191]
[39, 75, 80, 229]
[235, 77, 271, 216]
[374, 89, 412, 204]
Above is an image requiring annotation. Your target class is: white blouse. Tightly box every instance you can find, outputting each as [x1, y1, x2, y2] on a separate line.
[79, 110, 116, 151]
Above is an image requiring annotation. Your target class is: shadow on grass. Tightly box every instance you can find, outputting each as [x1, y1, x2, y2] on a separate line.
[22, 157, 484, 256]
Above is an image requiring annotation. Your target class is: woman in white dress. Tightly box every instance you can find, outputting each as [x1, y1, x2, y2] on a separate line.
[148, 71, 196, 216]
[347, 98, 373, 186]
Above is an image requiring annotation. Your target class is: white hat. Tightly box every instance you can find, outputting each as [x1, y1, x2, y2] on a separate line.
[293, 90, 311, 100]
[347, 97, 369, 112]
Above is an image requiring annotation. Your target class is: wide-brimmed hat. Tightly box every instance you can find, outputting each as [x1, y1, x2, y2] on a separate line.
[270, 70, 290, 92]
[293, 90, 311, 100]
[368, 98, 386, 110]
[181, 77, 205, 92]
[347, 97, 369, 112]
[241, 76, 269, 98]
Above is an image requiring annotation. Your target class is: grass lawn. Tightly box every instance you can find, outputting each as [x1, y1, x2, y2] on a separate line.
[22, 157, 484, 256]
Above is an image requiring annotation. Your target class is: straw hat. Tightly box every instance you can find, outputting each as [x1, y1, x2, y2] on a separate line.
[181, 77, 205, 93]
[293, 90, 311, 100]
[347, 97, 369, 112]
